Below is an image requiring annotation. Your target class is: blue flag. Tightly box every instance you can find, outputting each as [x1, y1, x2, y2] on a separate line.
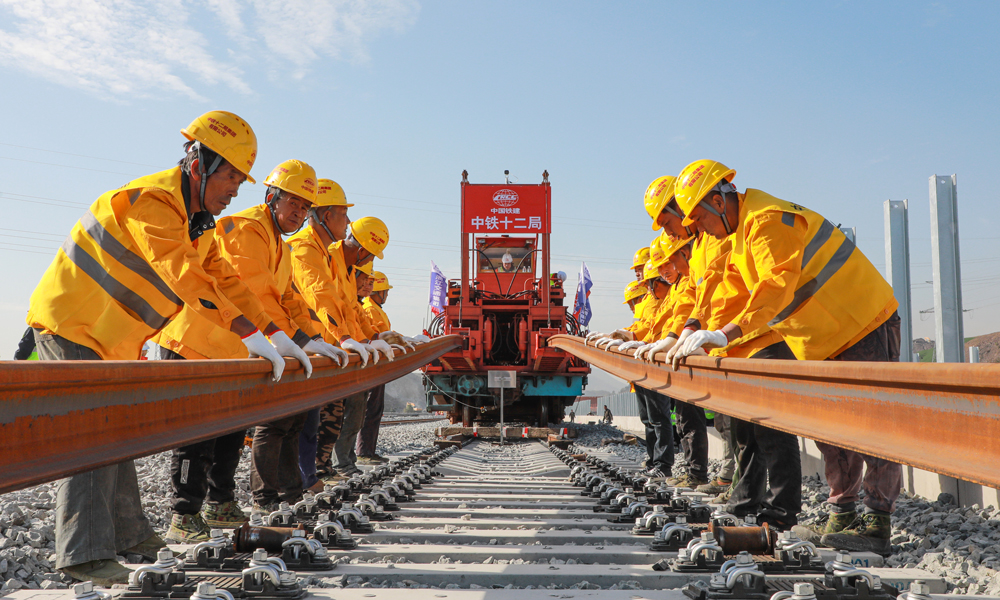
[429, 261, 448, 315]
[572, 262, 593, 327]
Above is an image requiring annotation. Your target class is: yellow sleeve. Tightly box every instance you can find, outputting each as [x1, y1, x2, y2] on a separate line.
[730, 211, 807, 334]
[664, 277, 696, 338]
[284, 283, 319, 339]
[646, 289, 677, 342]
[353, 301, 379, 340]
[290, 240, 355, 341]
[124, 192, 260, 330]
[363, 299, 391, 333]
[200, 236, 272, 332]
[219, 219, 299, 337]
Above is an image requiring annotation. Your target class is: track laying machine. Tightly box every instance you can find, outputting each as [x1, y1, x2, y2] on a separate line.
[422, 170, 590, 427]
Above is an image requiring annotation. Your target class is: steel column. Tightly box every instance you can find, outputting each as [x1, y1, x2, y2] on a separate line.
[930, 175, 964, 363]
[0, 336, 461, 495]
[884, 200, 913, 361]
[549, 335, 1000, 488]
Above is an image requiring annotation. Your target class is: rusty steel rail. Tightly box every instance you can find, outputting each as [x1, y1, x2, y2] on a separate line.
[0, 335, 460, 495]
[549, 334, 1000, 488]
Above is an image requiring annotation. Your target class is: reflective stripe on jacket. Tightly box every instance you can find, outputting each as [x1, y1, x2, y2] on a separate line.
[27, 167, 269, 360]
[723, 189, 898, 361]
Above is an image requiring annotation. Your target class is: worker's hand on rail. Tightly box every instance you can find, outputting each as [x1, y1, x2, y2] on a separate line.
[269, 331, 313, 378]
[304, 338, 349, 368]
[667, 328, 695, 370]
[242, 330, 287, 381]
[340, 338, 370, 367]
[617, 340, 645, 352]
[674, 330, 728, 369]
[600, 338, 624, 351]
[389, 343, 408, 355]
[369, 339, 395, 362]
[641, 337, 676, 362]
[630, 343, 654, 359]
[585, 332, 605, 345]
[409, 334, 431, 344]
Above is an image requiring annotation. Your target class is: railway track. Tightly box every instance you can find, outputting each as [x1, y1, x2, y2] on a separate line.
[379, 416, 447, 427]
[5, 438, 956, 600]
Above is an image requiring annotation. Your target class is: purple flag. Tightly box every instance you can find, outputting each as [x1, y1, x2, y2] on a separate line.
[572, 262, 593, 327]
[429, 261, 448, 315]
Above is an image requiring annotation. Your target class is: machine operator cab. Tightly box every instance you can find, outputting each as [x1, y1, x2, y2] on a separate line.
[475, 236, 535, 299]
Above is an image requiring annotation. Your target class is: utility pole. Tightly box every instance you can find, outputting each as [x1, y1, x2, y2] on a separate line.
[929, 175, 964, 363]
[884, 201, 912, 361]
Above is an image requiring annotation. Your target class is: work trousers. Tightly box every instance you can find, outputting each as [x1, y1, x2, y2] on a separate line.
[298, 408, 322, 489]
[675, 400, 708, 480]
[150, 345, 244, 515]
[728, 341, 802, 526]
[34, 330, 154, 569]
[333, 392, 368, 472]
[715, 414, 737, 482]
[634, 385, 674, 472]
[315, 398, 346, 474]
[356, 384, 386, 457]
[819, 311, 903, 514]
[250, 413, 307, 505]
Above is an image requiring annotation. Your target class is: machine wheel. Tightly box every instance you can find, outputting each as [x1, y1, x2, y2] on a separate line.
[462, 403, 473, 427]
[539, 398, 550, 427]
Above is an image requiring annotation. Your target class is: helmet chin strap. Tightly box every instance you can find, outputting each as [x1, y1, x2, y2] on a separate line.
[663, 199, 694, 237]
[266, 189, 306, 236]
[311, 208, 339, 245]
[699, 181, 737, 235]
[195, 142, 223, 212]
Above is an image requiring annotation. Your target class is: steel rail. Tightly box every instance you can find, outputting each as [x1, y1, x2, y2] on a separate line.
[548, 335, 1000, 488]
[0, 335, 461, 495]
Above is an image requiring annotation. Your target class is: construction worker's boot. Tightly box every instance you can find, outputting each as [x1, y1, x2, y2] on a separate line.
[667, 473, 709, 489]
[695, 477, 732, 495]
[165, 513, 211, 543]
[821, 513, 892, 556]
[791, 510, 857, 545]
[201, 501, 248, 528]
[119, 533, 173, 562]
[60, 560, 133, 586]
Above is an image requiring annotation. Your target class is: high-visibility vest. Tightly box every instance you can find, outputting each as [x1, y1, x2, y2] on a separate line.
[728, 189, 897, 361]
[288, 226, 367, 342]
[27, 168, 268, 360]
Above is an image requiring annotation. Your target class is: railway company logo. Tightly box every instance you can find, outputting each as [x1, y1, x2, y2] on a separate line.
[492, 189, 519, 208]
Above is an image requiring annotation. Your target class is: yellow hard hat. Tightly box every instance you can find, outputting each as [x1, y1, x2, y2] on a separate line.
[632, 246, 650, 270]
[622, 280, 646, 304]
[355, 260, 373, 276]
[642, 260, 659, 282]
[349, 216, 390, 260]
[263, 159, 318, 203]
[181, 111, 258, 183]
[675, 160, 737, 226]
[650, 234, 695, 269]
[315, 179, 354, 208]
[371, 271, 393, 291]
[643, 176, 677, 231]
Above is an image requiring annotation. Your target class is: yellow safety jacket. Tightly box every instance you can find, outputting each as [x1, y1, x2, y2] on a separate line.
[628, 286, 668, 342]
[288, 226, 367, 342]
[718, 189, 898, 361]
[632, 293, 652, 323]
[660, 275, 697, 339]
[353, 295, 380, 340]
[27, 167, 270, 360]
[363, 297, 391, 334]
[708, 258, 784, 359]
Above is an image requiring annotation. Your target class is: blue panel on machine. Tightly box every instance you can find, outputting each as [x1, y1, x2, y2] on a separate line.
[522, 376, 584, 396]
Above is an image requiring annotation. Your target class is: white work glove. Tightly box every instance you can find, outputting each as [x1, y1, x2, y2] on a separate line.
[585, 332, 606, 345]
[617, 340, 645, 352]
[594, 337, 617, 349]
[303, 338, 349, 368]
[340, 337, 370, 367]
[389, 343, 408, 355]
[640, 337, 676, 362]
[674, 330, 729, 368]
[409, 334, 431, 344]
[242, 330, 286, 382]
[631, 343, 654, 359]
[369, 339, 395, 362]
[269, 330, 313, 378]
[667, 328, 695, 370]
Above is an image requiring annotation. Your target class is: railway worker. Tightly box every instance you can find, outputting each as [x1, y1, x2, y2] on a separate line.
[623, 280, 647, 315]
[292, 179, 354, 489]
[672, 159, 901, 548]
[24, 111, 309, 585]
[150, 159, 346, 537]
[356, 270, 396, 464]
[290, 213, 393, 478]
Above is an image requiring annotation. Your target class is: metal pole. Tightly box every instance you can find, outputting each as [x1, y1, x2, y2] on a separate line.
[970, 346, 980, 363]
[499, 387, 505, 445]
[839, 226, 857, 244]
[929, 175, 964, 363]
[884, 200, 913, 362]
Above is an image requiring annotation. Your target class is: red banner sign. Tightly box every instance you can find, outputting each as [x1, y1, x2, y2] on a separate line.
[462, 183, 551, 234]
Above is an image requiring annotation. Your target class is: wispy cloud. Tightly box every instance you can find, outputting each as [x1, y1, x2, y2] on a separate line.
[0, 0, 419, 99]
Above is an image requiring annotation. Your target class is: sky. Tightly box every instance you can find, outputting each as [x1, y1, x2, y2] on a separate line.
[1, 1, 998, 382]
